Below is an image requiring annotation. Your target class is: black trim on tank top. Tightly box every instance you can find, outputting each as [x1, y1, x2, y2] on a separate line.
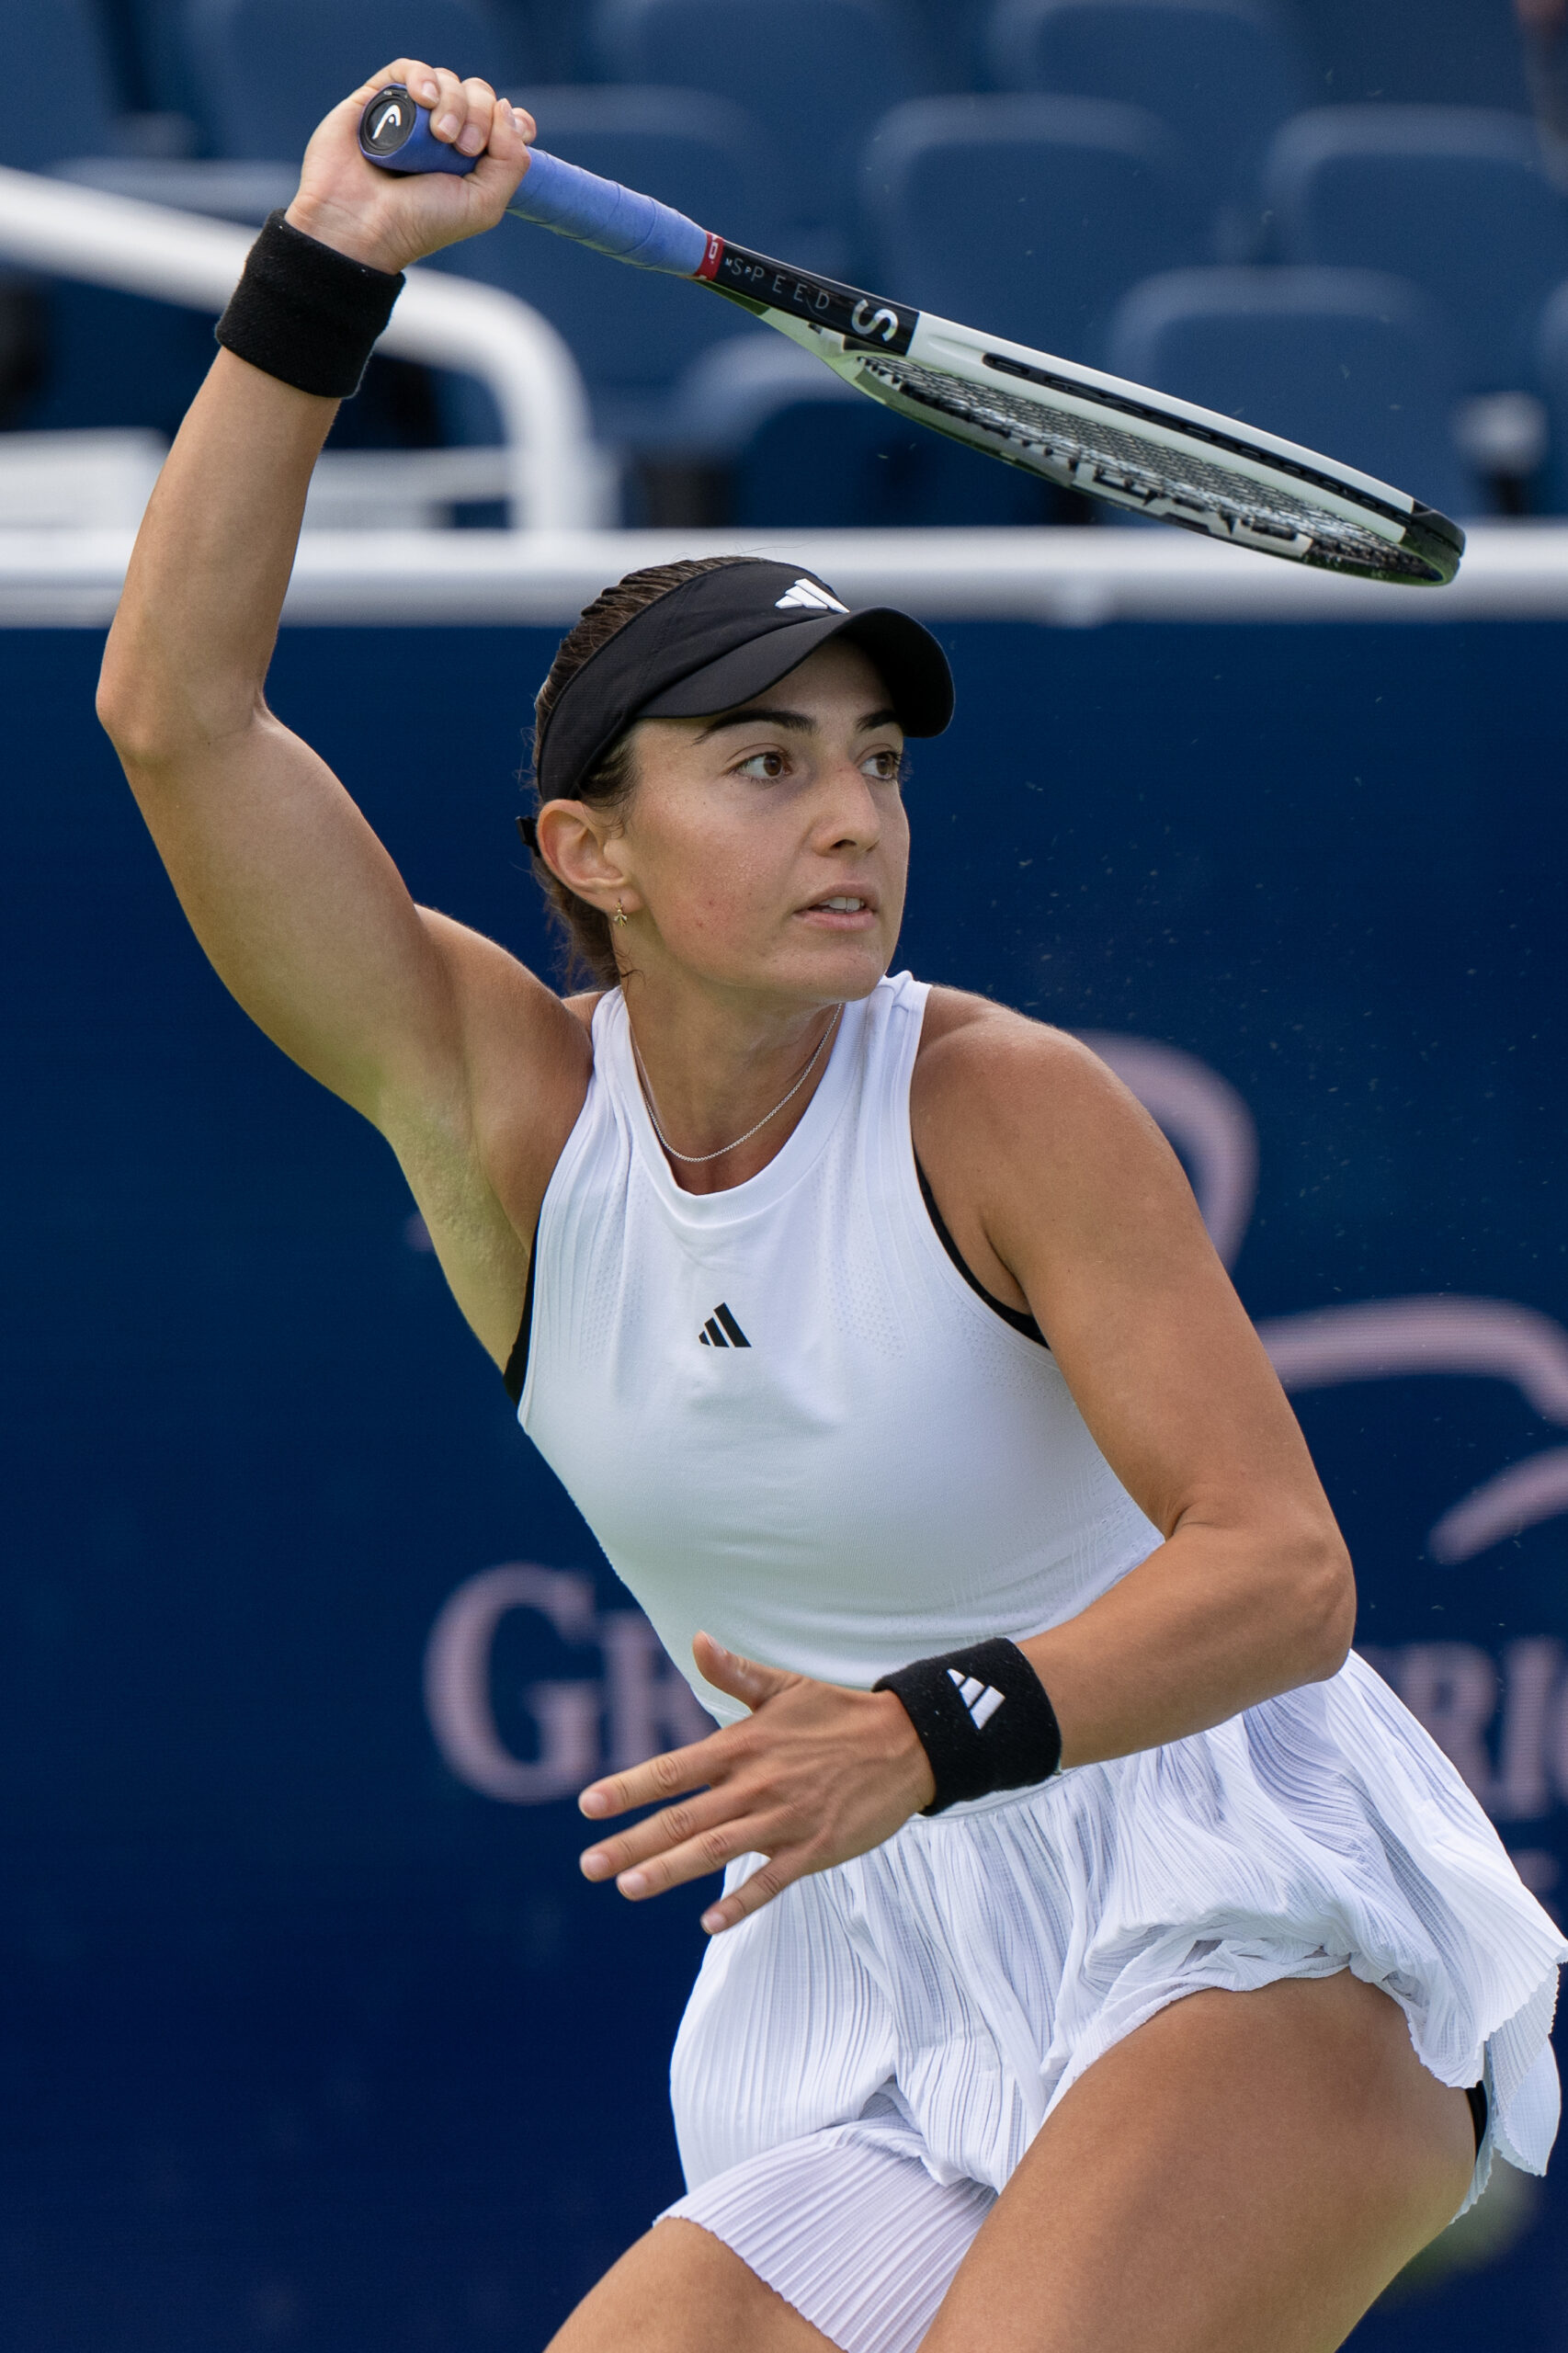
[1467, 2080, 1488, 2155]
[914, 1156, 1048, 1347]
[502, 1240, 538, 1407]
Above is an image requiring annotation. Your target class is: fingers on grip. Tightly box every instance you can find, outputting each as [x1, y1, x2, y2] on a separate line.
[456, 77, 498, 155]
[356, 59, 525, 166]
[369, 58, 441, 107]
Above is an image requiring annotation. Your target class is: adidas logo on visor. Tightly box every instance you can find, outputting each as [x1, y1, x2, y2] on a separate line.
[949, 1666, 1006, 1731]
[775, 578, 849, 614]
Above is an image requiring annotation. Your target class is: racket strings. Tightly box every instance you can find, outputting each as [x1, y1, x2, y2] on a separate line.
[858, 357, 1437, 583]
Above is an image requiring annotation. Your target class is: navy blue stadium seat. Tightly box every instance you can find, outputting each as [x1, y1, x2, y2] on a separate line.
[184, 0, 527, 161]
[493, 0, 583, 83]
[1292, 0, 1530, 112]
[1106, 265, 1477, 518]
[589, 0, 914, 274]
[1263, 107, 1568, 393]
[984, 0, 1310, 253]
[99, 0, 204, 125]
[0, 0, 123, 168]
[433, 89, 776, 447]
[861, 96, 1203, 367]
[671, 335, 1058, 523]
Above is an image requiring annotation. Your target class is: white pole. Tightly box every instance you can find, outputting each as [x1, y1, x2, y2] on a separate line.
[0, 164, 598, 530]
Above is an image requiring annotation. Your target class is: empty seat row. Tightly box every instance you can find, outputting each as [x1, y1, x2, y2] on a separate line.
[7, 0, 1567, 525]
[17, 82, 1568, 517]
[21, 242, 1568, 528]
[13, 0, 1540, 175]
[19, 0, 1565, 394]
[423, 94, 1568, 417]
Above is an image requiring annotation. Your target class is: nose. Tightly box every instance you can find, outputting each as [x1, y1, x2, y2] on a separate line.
[813, 756, 884, 853]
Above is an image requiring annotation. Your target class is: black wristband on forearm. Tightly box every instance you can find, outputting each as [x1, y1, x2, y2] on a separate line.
[874, 1637, 1062, 1814]
[215, 210, 405, 399]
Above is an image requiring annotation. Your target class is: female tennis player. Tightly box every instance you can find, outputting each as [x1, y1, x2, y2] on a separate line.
[98, 64, 1562, 2353]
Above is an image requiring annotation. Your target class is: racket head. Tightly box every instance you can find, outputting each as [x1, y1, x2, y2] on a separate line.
[703, 245, 1464, 585]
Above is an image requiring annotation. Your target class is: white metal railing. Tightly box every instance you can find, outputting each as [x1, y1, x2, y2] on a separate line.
[1, 522, 1564, 631]
[0, 163, 601, 530]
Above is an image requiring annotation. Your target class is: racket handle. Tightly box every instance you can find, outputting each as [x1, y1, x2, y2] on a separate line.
[358, 85, 713, 278]
[509, 149, 712, 276]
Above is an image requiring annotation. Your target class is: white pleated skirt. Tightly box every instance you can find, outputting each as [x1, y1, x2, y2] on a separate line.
[660, 1654, 1565, 2353]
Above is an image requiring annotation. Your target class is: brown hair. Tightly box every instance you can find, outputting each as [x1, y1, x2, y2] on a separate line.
[525, 556, 743, 988]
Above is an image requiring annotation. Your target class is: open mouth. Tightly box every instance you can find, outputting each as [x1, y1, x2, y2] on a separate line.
[801, 892, 878, 918]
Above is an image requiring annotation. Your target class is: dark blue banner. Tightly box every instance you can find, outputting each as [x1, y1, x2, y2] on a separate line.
[3, 614, 1562, 2348]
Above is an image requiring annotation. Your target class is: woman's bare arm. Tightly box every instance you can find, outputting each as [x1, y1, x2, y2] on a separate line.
[97, 63, 587, 1364]
[912, 994, 1355, 1768]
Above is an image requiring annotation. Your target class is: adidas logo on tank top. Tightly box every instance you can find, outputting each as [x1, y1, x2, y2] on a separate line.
[949, 1666, 1006, 1730]
[699, 1302, 751, 1349]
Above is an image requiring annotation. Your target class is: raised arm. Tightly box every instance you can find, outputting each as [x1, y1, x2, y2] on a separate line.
[97, 63, 587, 1365]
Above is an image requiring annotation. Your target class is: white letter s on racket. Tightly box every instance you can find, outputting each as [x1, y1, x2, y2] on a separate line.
[851, 300, 900, 343]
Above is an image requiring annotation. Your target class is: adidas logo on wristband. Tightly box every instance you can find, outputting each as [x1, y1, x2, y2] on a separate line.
[874, 1637, 1062, 1813]
[949, 1666, 1006, 1731]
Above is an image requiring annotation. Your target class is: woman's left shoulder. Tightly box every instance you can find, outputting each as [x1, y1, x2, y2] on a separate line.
[910, 988, 1196, 1305]
[914, 987, 1142, 1137]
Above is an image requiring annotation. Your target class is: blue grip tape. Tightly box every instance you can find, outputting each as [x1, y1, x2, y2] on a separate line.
[358, 87, 710, 277]
[507, 148, 710, 278]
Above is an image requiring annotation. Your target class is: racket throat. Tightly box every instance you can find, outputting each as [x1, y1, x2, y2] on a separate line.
[699, 242, 918, 358]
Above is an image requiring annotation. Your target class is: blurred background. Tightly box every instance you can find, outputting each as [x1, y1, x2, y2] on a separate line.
[4, 2, 1568, 2349]
[6, 0, 1568, 523]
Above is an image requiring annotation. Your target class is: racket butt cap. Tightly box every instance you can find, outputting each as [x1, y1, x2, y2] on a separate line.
[358, 85, 478, 178]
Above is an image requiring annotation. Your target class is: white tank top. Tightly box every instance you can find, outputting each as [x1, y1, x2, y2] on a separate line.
[517, 972, 1162, 1726]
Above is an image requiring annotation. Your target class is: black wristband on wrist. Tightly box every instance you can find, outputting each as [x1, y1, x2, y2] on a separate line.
[216, 210, 405, 399]
[874, 1637, 1062, 1814]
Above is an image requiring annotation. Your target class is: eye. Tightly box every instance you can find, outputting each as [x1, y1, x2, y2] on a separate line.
[734, 748, 789, 780]
[862, 746, 903, 782]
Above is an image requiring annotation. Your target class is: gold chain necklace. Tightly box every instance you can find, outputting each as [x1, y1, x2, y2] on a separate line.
[627, 1004, 844, 1165]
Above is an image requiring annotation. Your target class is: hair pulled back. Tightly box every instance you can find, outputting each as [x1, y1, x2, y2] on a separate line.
[526, 556, 742, 988]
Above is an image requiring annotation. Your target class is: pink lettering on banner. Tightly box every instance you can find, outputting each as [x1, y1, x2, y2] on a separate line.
[1358, 1639, 1566, 1909]
[424, 1563, 710, 1804]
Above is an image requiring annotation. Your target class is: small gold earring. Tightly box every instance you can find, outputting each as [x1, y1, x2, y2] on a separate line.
[611, 899, 630, 927]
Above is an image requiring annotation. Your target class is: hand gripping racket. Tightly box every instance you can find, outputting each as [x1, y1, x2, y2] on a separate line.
[359, 85, 1463, 585]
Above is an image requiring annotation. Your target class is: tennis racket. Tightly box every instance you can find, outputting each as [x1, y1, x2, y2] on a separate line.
[359, 85, 1463, 585]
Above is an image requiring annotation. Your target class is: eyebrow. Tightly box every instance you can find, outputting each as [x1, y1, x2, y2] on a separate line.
[693, 703, 903, 742]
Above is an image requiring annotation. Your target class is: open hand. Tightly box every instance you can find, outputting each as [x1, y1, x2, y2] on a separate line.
[284, 59, 537, 275]
[577, 1632, 937, 1934]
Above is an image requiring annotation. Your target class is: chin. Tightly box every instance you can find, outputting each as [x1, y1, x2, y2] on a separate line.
[672, 926, 896, 1001]
[777, 938, 893, 1000]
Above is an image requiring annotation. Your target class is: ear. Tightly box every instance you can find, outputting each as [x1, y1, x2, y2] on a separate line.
[535, 799, 642, 919]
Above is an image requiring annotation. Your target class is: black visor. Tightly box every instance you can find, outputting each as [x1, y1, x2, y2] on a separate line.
[535, 560, 954, 802]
